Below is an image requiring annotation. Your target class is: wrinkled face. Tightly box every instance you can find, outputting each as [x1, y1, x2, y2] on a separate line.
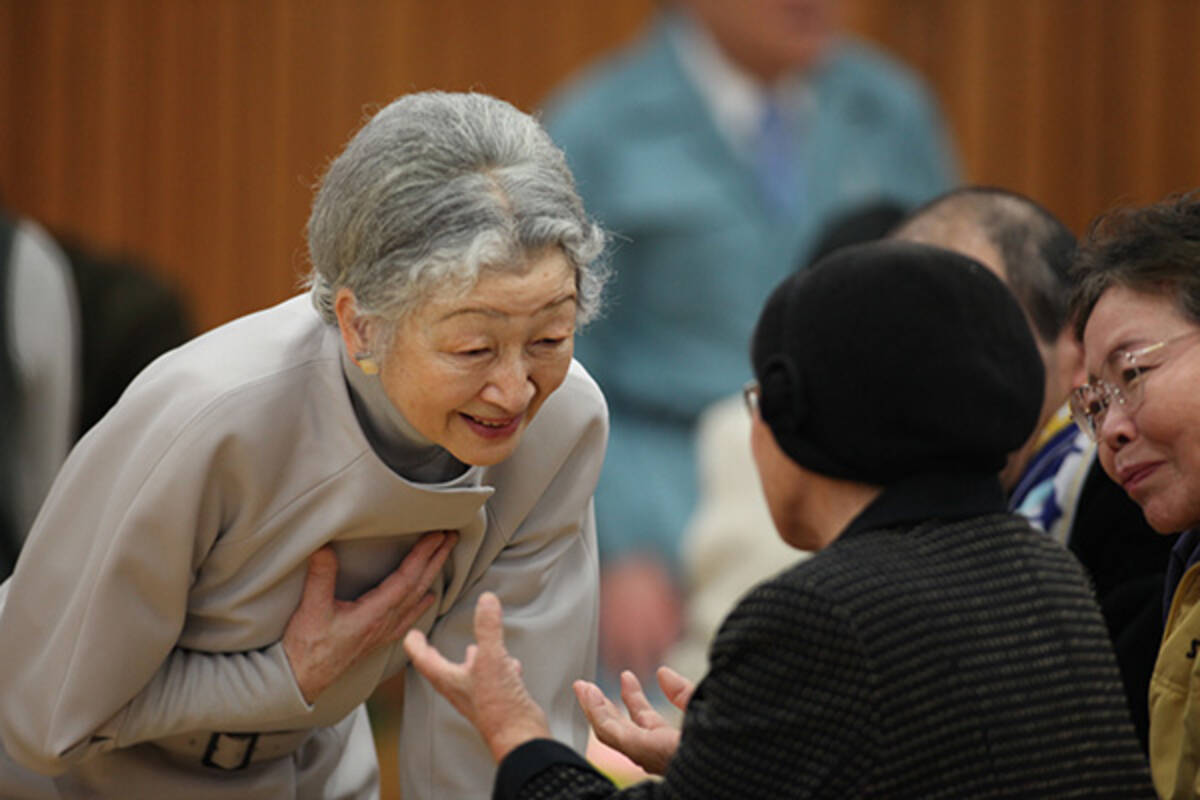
[377, 249, 577, 466]
[685, 0, 838, 81]
[1083, 286, 1200, 533]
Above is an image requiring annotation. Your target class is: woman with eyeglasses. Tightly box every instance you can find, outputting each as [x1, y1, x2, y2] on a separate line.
[1069, 191, 1200, 799]
[404, 240, 1152, 799]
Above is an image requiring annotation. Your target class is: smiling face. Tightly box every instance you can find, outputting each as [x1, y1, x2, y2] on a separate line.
[340, 248, 578, 466]
[1083, 285, 1200, 533]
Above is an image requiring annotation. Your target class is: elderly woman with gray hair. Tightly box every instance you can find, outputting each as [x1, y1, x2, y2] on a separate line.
[0, 91, 609, 799]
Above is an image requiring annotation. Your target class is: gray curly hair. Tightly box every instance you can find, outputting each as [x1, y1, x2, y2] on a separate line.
[307, 91, 607, 340]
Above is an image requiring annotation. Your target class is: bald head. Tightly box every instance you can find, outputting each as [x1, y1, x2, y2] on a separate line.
[890, 187, 1081, 491]
[892, 187, 1076, 344]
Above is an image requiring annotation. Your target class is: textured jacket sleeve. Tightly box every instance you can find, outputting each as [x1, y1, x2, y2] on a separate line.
[0, 375, 308, 774]
[498, 572, 883, 800]
[398, 365, 609, 800]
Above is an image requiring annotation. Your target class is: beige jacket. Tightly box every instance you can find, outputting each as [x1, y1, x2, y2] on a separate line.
[0, 295, 607, 799]
[1151, 560, 1200, 799]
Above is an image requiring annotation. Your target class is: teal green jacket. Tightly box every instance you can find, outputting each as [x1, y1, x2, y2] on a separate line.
[544, 13, 958, 566]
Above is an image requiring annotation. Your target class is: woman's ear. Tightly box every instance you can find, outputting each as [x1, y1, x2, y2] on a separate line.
[334, 287, 372, 361]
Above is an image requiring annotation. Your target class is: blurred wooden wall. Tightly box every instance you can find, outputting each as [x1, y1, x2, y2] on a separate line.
[2, 0, 1199, 333]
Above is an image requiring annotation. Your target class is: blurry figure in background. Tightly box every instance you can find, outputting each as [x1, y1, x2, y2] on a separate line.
[894, 187, 1173, 751]
[0, 209, 190, 584]
[894, 188, 1083, 495]
[55, 237, 192, 438]
[543, 0, 959, 684]
[0, 211, 79, 581]
[667, 199, 907, 684]
[406, 241, 1153, 799]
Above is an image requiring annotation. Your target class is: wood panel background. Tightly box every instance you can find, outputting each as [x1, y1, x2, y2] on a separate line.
[2, 3, 1199, 797]
[3, 1, 1200, 332]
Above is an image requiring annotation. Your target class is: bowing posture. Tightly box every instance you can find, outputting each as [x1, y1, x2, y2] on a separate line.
[0, 91, 609, 800]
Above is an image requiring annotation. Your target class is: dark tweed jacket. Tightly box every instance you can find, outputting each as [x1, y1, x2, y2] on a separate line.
[495, 473, 1153, 799]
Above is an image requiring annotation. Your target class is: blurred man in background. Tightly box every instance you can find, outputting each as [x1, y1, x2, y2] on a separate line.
[543, 0, 958, 682]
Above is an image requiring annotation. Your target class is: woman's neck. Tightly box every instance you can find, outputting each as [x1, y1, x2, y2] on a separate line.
[339, 347, 468, 483]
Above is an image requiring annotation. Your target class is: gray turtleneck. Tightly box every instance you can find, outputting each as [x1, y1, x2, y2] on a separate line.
[339, 348, 468, 485]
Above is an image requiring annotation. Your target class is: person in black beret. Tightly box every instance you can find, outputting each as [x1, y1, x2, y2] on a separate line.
[403, 240, 1154, 798]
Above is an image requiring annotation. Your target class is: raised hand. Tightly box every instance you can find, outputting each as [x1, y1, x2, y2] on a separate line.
[573, 666, 695, 776]
[404, 592, 551, 762]
[283, 530, 456, 704]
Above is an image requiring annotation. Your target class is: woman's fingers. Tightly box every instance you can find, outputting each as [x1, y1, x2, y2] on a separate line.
[574, 680, 624, 741]
[619, 670, 665, 729]
[656, 665, 696, 712]
[392, 590, 437, 637]
[353, 530, 457, 640]
[374, 531, 454, 599]
[409, 530, 456, 590]
[473, 592, 506, 654]
[575, 678, 678, 776]
[298, 547, 339, 615]
[284, 532, 457, 704]
[404, 629, 454, 684]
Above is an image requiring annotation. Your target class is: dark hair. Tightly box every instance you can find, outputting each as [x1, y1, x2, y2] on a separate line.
[752, 240, 1043, 485]
[1070, 190, 1200, 339]
[805, 199, 909, 266]
[894, 187, 1076, 343]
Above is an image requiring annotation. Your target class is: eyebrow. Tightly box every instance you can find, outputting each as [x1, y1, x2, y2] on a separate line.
[1106, 337, 1159, 361]
[1084, 338, 1137, 382]
[435, 292, 578, 323]
[1087, 336, 1162, 381]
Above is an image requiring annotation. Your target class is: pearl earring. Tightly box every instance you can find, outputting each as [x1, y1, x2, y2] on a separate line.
[354, 352, 379, 376]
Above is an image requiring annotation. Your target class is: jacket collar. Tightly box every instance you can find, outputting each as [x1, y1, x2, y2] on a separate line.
[842, 471, 1009, 540]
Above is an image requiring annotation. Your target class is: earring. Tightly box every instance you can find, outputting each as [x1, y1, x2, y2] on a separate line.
[354, 352, 379, 376]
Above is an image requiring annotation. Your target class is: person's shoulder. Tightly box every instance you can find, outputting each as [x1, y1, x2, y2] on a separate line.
[710, 553, 867, 664]
[733, 550, 850, 612]
[533, 358, 609, 441]
[742, 526, 920, 612]
[815, 36, 940, 113]
[542, 18, 678, 139]
[113, 295, 342, 434]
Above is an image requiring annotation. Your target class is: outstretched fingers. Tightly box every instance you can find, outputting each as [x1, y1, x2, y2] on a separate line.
[404, 629, 460, 689]
[406, 592, 550, 762]
[473, 592, 507, 655]
[574, 676, 678, 776]
[573, 680, 627, 745]
[619, 670, 666, 729]
[656, 665, 696, 712]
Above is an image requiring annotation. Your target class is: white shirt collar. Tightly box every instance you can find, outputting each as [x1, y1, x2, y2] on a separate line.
[667, 10, 816, 156]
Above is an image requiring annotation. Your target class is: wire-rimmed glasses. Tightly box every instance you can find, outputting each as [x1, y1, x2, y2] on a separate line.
[743, 380, 761, 417]
[1069, 330, 1200, 440]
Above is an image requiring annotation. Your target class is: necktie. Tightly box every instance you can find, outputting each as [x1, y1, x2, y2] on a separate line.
[752, 99, 801, 215]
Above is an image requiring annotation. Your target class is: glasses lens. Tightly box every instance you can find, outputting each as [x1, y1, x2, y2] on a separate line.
[1075, 386, 1099, 441]
[1069, 384, 1105, 440]
[743, 381, 760, 416]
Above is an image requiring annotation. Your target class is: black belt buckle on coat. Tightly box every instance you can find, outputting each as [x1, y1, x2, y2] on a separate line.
[201, 732, 259, 770]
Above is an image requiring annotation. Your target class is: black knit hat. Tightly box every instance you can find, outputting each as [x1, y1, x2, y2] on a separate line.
[751, 240, 1044, 485]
